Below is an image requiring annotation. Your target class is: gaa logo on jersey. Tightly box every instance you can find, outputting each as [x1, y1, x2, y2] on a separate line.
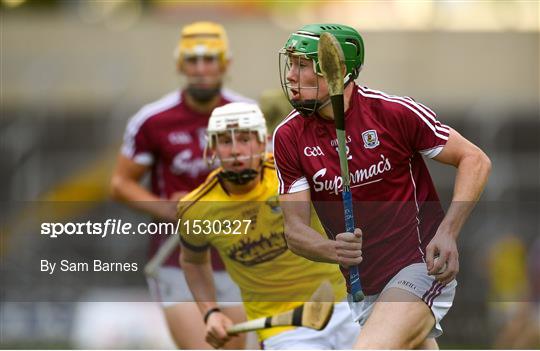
[168, 131, 193, 145]
[361, 130, 380, 149]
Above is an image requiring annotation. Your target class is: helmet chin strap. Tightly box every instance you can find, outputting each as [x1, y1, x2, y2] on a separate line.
[218, 169, 259, 185]
[218, 155, 264, 185]
[217, 129, 265, 185]
[317, 96, 332, 110]
[291, 95, 331, 117]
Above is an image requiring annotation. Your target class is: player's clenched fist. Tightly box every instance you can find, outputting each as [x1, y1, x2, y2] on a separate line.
[335, 228, 363, 267]
[205, 312, 235, 349]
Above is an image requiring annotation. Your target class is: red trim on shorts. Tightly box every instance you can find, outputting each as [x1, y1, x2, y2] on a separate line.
[427, 283, 444, 307]
[422, 281, 444, 308]
[422, 281, 437, 302]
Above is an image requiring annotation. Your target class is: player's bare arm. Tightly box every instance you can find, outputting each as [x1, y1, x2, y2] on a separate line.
[110, 154, 177, 221]
[428, 128, 492, 284]
[180, 246, 235, 349]
[280, 190, 363, 267]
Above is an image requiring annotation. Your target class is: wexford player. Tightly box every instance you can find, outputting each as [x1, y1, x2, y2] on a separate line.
[110, 22, 252, 349]
[273, 24, 491, 349]
[178, 102, 359, 349]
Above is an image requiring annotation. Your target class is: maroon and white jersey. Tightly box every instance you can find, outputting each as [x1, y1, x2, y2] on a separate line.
[273, 84, 450, 295]
[122, 89, 254, 198]
[122, 88, 254, 267]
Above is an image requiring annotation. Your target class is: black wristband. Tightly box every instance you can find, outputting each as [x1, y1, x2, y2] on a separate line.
[203, 307, 221, 324]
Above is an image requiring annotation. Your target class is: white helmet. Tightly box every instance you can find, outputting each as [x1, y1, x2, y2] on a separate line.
[207, 102, 267, 148]
[205, 102, 268, 185]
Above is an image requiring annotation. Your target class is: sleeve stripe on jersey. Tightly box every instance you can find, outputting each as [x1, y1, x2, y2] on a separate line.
[272, 110, 301, 194]
[401, 96, 449, 134]
[366, 87, 440, 124]
[276, 167, 286, 194]
[121, 90, 180, 159]
[361, 87, 451, 137]
[360, 87, 450, 136]
[358, 87, 450, 141]
[419, 145, 445, 158]
[405, 97, 437, 117]
[133, 153, 153, 166]
[289, 177, 310, 193]
[180, 236, 210, 252]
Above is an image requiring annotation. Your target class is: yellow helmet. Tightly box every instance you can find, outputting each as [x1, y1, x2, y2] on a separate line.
[174, 21, 230, 66]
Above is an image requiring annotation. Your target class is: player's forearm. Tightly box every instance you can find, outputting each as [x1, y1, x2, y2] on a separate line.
[110, 177, 176, 221]
[284, 221, 338, 264]
[441, 150, 491, 238]
[181, 259, 220, 314]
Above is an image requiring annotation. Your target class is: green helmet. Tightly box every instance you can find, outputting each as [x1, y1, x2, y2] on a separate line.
[282, 23, 365, 81]
[279, 24, 365, 116]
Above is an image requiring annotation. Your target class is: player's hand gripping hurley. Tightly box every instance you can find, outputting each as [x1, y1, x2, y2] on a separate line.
[318, 32, 364, 302]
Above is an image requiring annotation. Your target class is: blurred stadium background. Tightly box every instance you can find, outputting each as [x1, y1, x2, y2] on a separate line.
[1, 0, 539, 349]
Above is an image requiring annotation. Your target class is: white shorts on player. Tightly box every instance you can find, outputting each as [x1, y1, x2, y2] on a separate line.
[147, 266, 242, 307]
[262, 301, 360, 350]
[349, 263, 457, 338]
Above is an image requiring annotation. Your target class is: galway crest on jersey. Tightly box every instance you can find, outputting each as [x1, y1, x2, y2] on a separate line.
[362, 129, 380, 149]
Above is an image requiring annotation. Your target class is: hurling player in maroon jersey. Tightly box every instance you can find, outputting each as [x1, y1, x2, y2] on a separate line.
[111, 22, 252, 349]
[273, 24, 491, 349]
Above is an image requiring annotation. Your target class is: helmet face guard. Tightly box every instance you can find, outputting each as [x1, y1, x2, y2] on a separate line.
[204, 103, 267, 185]
[279, 50, 325, 117]
[279, 24, 365, 116]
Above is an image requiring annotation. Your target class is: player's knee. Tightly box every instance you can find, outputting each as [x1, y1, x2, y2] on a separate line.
[415, 337, 439, 350]
[355, 329, 400, 349]
[401, 334, 428, 350]
[356, 336, 425, 350]
[401, 313, 435, 349]
[355, 313, 434, 349]
[356, 338, 411, 349]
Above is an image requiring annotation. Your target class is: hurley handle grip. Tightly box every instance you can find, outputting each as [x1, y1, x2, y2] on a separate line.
[227, 318, 266, 335]
[342, 191, 364, 302]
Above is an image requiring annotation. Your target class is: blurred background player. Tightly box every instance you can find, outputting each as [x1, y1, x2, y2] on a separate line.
[485, 234, 529, 336]
[110, 21, 252, 349]
[493, 235, 540, 349]
[258, 89, 292, 137]
[273, 24, 491, 349]
[178, 102, 359, 349]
